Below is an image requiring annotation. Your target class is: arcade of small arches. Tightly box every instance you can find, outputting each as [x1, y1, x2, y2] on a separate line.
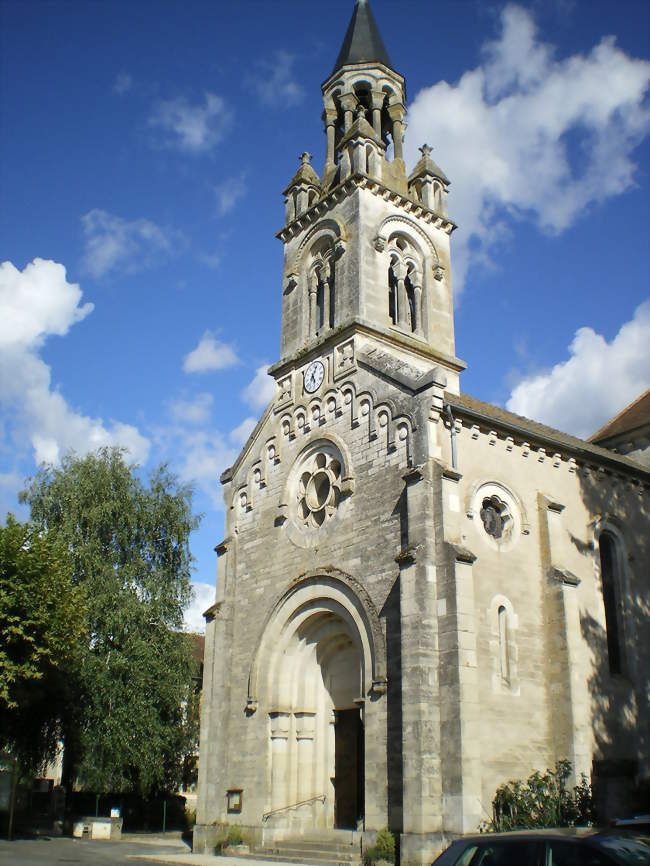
[323, 72, 406, 167]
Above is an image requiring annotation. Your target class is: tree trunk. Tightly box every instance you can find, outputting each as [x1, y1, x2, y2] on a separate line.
[7, 754, 18, 841]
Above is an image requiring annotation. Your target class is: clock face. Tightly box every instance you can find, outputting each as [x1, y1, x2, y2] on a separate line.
[304, 360, 325, 393]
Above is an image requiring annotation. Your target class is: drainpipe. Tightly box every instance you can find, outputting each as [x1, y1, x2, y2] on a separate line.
[444, 403, 458, 470]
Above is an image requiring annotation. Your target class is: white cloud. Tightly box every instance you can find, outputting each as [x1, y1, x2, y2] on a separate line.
[249, 51, 304, 108]
[183, 581, 216, 633]
[0, 258, 93, 351]
[242, 364, 276, 410]
[170, 393, 213, 425]
[113, 72, 132, 95]
[148, 92, 232, 153]
[183, 332, 239, 374]
[507, 301, 650, 438]
[215, 174, 247, 216]
[405, 4, 650, 294]
[229, 416, 257, 447]
[81, 209, 179, 278]
[0, 259, 150, 467]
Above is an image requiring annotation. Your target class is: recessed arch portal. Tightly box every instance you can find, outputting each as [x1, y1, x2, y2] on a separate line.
[248, 571, 385, 831]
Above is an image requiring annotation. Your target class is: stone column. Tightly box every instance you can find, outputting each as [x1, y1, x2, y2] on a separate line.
[325, 259, 335, 329]
[270, 712, 291, 811]
[324, 109, 337, 167]
[309, 271, 318, 336]
[541, 497, 592, 784]
[371, 90, 384, 137]
[388, 104, 406, 163]
[399, 464, 442, 864]
[321, 267, 330, 332]
[295, 712, 316, 802]
[340, 93, 357, 132]
[412, 280, 423, 336]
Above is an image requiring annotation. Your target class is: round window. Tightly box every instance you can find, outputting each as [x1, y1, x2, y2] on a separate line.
[293, 446, 343, 529]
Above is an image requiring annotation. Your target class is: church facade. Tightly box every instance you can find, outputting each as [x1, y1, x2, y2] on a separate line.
[194, 3, 650, 863]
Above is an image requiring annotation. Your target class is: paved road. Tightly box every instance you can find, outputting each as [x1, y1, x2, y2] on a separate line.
[0, 835, 191, 865]
[0, 837, 303, 866]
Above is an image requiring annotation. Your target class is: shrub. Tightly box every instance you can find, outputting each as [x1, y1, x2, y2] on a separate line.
[215, 823, 248, 854]
[486, 760, 595, 832]
[364, 827, 396, 864]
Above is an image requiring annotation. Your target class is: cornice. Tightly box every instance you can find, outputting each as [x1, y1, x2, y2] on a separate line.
[268, 318, 466, 379]
[277, 172, 456, 244]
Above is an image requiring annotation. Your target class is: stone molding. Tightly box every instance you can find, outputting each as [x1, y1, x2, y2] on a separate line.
[246, 567, 388, 712]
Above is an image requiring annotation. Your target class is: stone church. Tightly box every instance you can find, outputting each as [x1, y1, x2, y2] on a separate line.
[194, 2, 650, 862]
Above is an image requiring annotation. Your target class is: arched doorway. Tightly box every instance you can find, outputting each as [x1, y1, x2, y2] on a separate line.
[267, 609, 364, 830]
[249, 572, 386, 833]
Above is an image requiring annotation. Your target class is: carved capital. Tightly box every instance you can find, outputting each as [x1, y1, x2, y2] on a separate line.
[373, 235, 386, 252]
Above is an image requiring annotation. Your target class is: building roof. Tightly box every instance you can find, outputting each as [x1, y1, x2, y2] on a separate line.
[589, 388, 650, 445]
[445, 390, 650, 479]
[332, 0, 393, 75]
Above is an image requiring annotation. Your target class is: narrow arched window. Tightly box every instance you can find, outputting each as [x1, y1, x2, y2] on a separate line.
[388, 261, 397, 325]
[316, 276, 325, 333]
[599, 532, 623, 675]
[498, 605, 509, 683]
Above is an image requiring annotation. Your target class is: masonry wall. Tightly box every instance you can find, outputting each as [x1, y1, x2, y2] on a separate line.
[435, 409, 650, 824]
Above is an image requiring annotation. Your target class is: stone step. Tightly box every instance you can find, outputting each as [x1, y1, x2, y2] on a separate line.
[260, 849, 360, 863]
[267, 842, 359, 855]
[249, 855, 361, 866]
[249, 837, 362, 866]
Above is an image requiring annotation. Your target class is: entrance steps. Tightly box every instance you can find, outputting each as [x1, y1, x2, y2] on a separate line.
[250, 832, 363, 866]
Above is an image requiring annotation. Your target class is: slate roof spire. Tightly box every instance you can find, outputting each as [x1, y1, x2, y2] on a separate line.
[332, 0, 393, 75]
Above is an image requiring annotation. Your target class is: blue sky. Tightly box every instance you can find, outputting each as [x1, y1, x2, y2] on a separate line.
[1, 0, 649, 629]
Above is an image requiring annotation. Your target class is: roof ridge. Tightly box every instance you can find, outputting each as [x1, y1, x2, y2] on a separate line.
[588, 387, 650, 443]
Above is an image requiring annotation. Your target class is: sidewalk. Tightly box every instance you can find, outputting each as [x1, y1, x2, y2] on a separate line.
[130, 855, 300, 866]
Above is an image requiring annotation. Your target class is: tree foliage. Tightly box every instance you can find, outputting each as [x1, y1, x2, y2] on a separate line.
[487, 760, 595, 832]
[20, 447, 201, 796]
[0, 515, 85, 771]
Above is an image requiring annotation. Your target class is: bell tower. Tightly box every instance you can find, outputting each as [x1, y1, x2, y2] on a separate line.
[273, 0, 464, 394]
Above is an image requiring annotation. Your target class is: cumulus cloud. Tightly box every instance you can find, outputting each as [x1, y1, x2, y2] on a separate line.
[0, 259, 149, 467]
[169, 393, 213, 425]
[183, 332, 239, 374]
[148, 92, 232, 153]
[242, 364, 276, 410]
[229, 416, 257, 447]
[0, 257, 93, 351]
[249, 51, 304, 108]
[214, 174, 247, 216]
[405, 4, 650, 293]
[507, 301, 650, 438]
[183, 581, 216, 633]
[81, 209, 179, 278]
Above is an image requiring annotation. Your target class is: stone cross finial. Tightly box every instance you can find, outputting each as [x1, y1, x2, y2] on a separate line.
[419, 144, 433, 158]
[300, 152, 312, 164]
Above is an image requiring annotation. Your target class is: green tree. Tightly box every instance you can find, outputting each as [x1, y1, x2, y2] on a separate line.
[0, 515, 86, 837]
[20, 447, 201, 797]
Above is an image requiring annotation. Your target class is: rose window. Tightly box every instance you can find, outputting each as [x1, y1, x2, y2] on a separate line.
[480, 495, 512, 540]
[297, 452, 341, 528]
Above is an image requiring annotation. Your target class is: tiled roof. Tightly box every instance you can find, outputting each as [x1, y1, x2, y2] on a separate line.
[589, 388, 650, 444]
[445, 391, 650, 479]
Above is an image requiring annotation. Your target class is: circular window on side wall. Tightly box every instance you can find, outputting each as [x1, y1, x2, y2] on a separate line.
[472, 483, 522, 549]
[292, 442, 344, 530]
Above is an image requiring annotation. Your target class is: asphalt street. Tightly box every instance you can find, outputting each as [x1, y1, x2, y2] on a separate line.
[0, 835, 191, 865]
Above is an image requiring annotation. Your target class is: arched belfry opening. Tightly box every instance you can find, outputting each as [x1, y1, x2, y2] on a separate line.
[248, 572, 386, 833]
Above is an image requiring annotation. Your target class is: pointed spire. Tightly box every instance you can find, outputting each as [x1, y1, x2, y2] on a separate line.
[332, 0, 393, 75]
